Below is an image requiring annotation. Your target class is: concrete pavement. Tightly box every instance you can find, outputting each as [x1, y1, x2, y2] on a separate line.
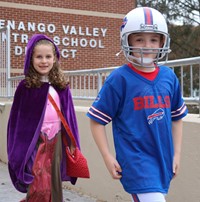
[0, 161, 96, 202]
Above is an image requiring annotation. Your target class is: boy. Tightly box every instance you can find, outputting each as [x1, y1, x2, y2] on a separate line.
[87, 7, 188, 202]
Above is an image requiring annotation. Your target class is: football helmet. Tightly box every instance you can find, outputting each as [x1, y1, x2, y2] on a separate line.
[120, 7, 171, 67]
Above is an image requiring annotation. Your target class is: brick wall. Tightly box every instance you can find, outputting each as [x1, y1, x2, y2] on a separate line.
[1, 0, 134, 13]
[0, 0, 136, 72]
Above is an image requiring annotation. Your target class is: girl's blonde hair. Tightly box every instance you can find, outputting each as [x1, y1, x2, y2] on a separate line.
[25, 39, 68, 89]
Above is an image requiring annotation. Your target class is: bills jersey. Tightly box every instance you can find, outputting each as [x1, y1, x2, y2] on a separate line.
[87, 64, 188, 194]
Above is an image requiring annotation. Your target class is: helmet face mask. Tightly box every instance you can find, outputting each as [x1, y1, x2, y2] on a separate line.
[120, 7, 171, 67]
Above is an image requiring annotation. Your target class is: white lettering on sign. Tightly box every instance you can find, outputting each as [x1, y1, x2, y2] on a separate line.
[0, 32, 7, 42]
[53, 36, 104, 48]
[62, 25, 107, 37]
[0, 19, 108, 59]
[12, 33, 28, 43]
[61, 49, 77, 58]
[14, 46, 27, 55]
[15, 46, 23, 55]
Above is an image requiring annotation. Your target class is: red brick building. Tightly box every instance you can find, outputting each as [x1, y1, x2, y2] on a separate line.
[0, 0, 136, 73]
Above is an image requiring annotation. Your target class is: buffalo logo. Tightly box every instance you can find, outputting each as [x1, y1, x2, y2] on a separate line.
[147, 108, 165, 124]
[94, 94, 101, 102]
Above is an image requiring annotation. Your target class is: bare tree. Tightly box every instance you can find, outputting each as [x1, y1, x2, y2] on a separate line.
[136, 0, 200, 25]
[135, 0, 200, 58]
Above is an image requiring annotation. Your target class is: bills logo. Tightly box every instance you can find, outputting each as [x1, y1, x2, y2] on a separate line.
[147, 108, 165, 124]
[133, 95, 170, 110]
[132, 95, 169, 124]
[121, 17, 128, 31]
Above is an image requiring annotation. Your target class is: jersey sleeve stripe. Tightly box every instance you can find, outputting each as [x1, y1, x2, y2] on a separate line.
[91, 106, 112, 121]
[90, 106, 112, 120]
[88, 106, 112, 124]
[88, 110, 110, 124]
[171, 103, 187, 117]
[171, 103, 185, 114]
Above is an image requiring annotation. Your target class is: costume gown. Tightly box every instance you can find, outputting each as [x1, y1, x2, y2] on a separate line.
[22, 86, 63, 202]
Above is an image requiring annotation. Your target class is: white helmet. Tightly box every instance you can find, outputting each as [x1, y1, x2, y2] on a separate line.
[120, 7, 171, 67]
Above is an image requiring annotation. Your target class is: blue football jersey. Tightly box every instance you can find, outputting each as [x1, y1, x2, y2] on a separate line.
[87, 64, 188, 194]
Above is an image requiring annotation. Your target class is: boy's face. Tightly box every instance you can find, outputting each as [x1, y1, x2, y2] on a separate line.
[128, 32, 163, 65]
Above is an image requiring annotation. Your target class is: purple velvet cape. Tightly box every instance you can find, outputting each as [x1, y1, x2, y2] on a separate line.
[7, 80, 80, 193]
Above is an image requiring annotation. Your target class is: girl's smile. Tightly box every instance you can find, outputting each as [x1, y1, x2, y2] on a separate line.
[32, 44, 55, 76]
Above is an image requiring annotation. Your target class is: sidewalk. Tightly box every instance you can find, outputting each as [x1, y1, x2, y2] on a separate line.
[0, 161, 96, 202]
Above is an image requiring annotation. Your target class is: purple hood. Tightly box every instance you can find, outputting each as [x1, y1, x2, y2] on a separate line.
[24, 34, 60, 75]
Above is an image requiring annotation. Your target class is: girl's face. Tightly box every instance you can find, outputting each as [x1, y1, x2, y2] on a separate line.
[32, 44, 55, 76]
[128, 32, 163, 62]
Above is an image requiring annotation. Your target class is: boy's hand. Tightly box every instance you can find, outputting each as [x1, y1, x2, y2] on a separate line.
[173, 153, 181, 178]
[103, 153, 122, 179]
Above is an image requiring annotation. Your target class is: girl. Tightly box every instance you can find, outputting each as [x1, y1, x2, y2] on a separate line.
[7, 34, 80, 202]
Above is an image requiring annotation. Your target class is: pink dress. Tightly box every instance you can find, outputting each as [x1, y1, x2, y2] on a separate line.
[23, 86, 63, 202]
[41, 86, 61, 140]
